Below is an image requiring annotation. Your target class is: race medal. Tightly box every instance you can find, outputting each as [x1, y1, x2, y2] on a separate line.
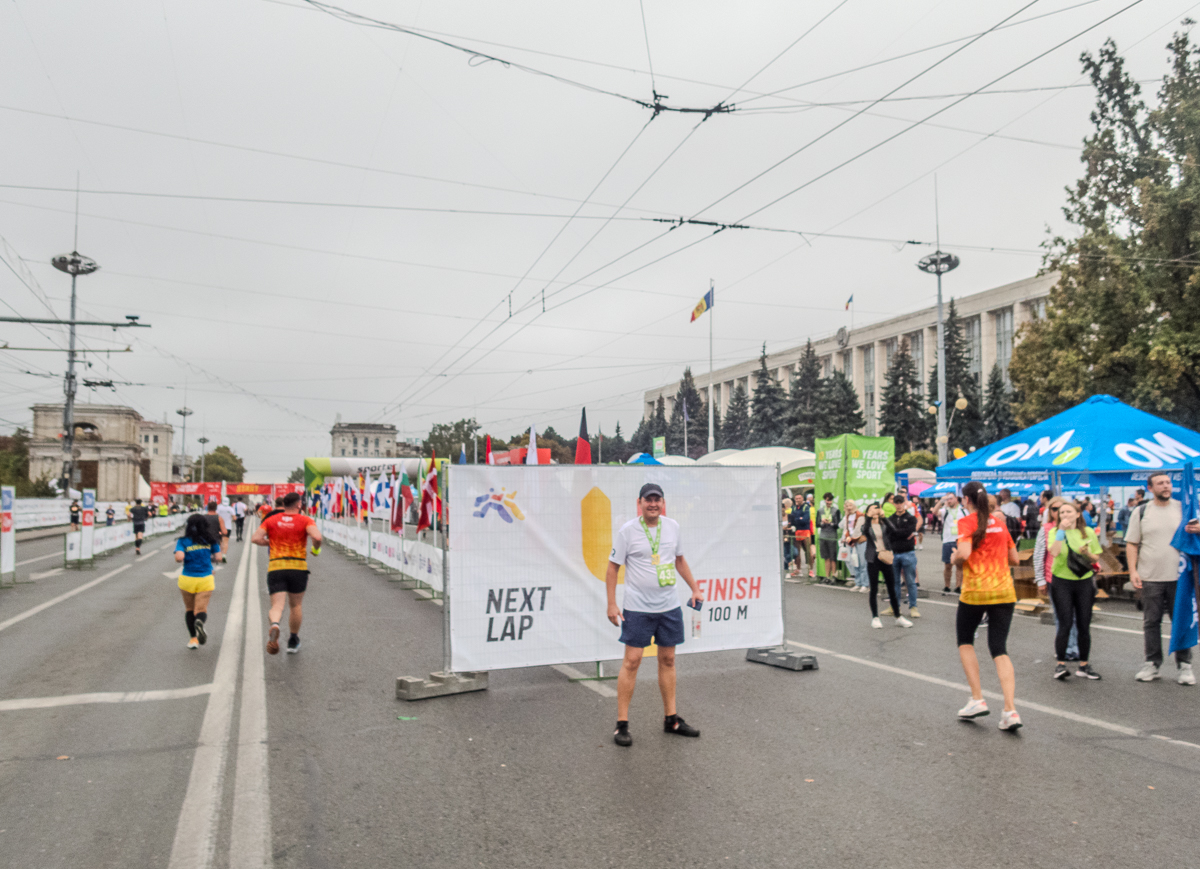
[656, 563, 677, 587]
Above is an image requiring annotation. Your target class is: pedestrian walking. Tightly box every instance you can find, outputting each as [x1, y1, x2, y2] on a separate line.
[605, 483, 703, 747]
[234, 498, 247, 542]
[204, 501, 225, 558]
[951, 481, 1022, 730]
[1127, 471, 1196, 685]
[789, 499, 813, 577]
[175, 513, 223, 650]
[216, 498, 236, 556]
[816, 492, 841, 583]
[1048, 501, 1104, 681]
[840, 500, 868, 591]
[887, 494, 921, 617]
[938, 493, 967, 594]
[864, 503, 910, 629]
[129, 498, 151, 555]
[782, 499, 797, 574]
[69, 499, 81, 531]
[1033, 497, 1079, 661]
[252, 491, 322, 655]
[105, 505, 115, 527]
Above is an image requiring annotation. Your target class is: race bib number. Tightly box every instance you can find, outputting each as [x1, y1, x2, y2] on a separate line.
[656, 563, 677, 587]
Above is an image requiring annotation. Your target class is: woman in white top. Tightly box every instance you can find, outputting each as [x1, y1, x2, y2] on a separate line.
[938, 494, 968, 594]
[840, 500, 868, 591]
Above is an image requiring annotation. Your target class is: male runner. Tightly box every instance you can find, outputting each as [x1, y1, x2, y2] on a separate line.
[252, 491, 322, 655]
[234, 499, 247, 542]
[129, 499, 151, 555]
[216, 498, 236, 556]
[606, 483, 703, 747]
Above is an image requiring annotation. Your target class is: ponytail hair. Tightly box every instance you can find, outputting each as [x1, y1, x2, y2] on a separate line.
[961, 481, 990, 549]
[183, 512, 216, 546]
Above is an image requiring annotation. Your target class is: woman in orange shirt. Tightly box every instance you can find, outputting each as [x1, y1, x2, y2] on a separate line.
[950, 481, 1021, 731]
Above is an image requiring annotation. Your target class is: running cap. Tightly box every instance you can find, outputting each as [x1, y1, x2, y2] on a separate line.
[639, 483, 664, 500]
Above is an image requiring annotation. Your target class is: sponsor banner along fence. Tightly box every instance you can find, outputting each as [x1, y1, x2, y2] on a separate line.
[65, 513, 186, 562]
[15, 499, 136, 531]
[448, 465, 784, 672]
[318, 519, 444, 591]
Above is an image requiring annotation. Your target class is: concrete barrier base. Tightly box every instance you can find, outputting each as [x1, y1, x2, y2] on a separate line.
[396, 671, 488, 701]
[746, 647, 818, 671]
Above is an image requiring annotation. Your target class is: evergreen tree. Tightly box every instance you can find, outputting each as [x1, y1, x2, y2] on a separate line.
[651, 396, 668, 447]
[709, 400, 723, 453]
[816, 371, 865, 439]
[786, 340, 823, 450]
[982, 364, 1018, 443]
[748, 343, 788, 447]
[666, 368, 707, 457]
[628, 418, 651, 456]
[601, 421, 629, 463]
[925, 299, 983, 450]
[878, 339, 927, 454]
[722, 384, 751, 449]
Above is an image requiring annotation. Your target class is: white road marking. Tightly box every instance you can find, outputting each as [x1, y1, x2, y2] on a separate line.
[30, 567, 64, 580]
[0, 564, 131, 635]
[552, 664, 618, 698]
[0, 683, 214, 712]
[786, 640, 1200, 750]
[15, 551, 59, 567]
[230, 547, 272, 869]
[168, 540, 250, 869]
[138, 542, 171, 560]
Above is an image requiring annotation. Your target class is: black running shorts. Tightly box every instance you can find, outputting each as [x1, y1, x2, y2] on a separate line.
[132, 523, 146, 534]
[267, 569, 309, 595]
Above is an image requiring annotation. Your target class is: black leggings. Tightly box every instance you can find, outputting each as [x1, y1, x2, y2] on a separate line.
[956, 602, 1015, 658]
[867, 559, 899, 618]
[1050, 577, 1094, 662]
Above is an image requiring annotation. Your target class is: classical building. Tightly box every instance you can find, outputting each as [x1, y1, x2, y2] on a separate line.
[644, 272, 1055, 437]
[331, 422, 398, 458]
[28, 403, 168, 500]
[137, 420, 175, 482]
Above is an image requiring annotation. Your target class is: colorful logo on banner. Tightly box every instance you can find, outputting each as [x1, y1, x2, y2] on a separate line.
[472, 488, 525, 523]
[581, 487, 625, 585]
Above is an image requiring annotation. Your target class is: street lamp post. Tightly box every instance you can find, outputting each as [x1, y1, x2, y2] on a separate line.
[197, 436, 209, 483]
[917, 250, 960, 466]
[50, 252, 100, 494]
[176, 407, 194, 482]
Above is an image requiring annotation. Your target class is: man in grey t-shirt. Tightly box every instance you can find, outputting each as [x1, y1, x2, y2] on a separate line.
[1127, 471, 1194, 684]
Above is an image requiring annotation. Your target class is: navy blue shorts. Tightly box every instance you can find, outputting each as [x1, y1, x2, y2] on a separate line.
[941, 541, 956, 564]
[619, 607, 685, 648]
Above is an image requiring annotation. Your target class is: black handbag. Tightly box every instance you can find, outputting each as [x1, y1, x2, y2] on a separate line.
[1064, 537, 1095, 577]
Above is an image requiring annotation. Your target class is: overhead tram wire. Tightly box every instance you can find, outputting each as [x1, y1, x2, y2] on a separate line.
[302, 0, 733, 118]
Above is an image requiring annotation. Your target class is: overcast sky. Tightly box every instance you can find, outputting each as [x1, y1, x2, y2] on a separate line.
[0, 0, 1189, 479]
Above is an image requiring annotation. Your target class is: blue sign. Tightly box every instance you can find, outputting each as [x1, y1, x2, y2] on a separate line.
[83, 490, 96, 509]
[1, 487, 12, 511]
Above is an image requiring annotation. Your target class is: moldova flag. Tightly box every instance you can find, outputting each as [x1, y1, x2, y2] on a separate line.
[575, 408, 592, 465]
[690, 288, 714, 322]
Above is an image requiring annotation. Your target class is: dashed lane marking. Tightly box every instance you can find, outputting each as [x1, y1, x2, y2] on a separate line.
[552, 664, 618, 698]
[0, 564, 131, 635]
[0, 683, 214, 712]
[15, 551, 59, 567]
[785, 640, 1200, 751]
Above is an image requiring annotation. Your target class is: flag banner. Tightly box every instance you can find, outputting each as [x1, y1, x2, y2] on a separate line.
[845, 294, 853, 310]
[575, 408, 592, 465]
[690, 288, 714, 322]
[319, 518, 443, 591]
[485, 435, 495, 466]
[447, 465, 783, 672]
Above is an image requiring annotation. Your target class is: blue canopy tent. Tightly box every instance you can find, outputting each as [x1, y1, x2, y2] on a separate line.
[626, 452, 662, 465]
[937, 395, 1200, 489]
[1169, 462, 1200, 657]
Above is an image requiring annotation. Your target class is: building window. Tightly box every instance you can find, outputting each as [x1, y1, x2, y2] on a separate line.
[353, 449, 358, 456]
[153, 434, 159, 443]
[153, 448, 158, 455]
[908, 331, 924, 396]
[341, 449, 346, 456]
[353, 436, 358, 447]
[883, 338, 897, 371]
[994, 307, 1014, 384]
[842, 349, 853, 379]
[863, 345, 875, 436]
[375, 438, 380, 448]
[821, 356, 831, 378]
[1028, 298, 1047, 319]
[963, 316, 982, 384]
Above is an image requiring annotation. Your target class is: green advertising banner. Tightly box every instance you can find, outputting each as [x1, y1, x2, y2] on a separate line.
[652, 436, 666, 458]
[811, 434, 895, 578]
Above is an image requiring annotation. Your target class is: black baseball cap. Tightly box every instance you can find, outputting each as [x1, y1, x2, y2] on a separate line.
[639, 483, 664, 500]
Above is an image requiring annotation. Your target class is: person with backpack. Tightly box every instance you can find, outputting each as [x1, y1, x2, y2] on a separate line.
[789, 499, 813, 577]
[1048, 501, 1105, 681]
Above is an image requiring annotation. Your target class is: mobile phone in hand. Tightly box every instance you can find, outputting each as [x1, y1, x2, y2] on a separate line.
[687, 598, 703, 611]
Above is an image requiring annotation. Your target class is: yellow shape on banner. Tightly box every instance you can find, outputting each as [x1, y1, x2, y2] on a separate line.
[642, 637, 658, 658]
[581, 487, 623, 583]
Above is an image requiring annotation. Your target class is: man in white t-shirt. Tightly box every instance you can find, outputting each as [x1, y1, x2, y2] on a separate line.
[233, 499, 248, 542]
[938, 493, 967, 594]
[216, 498, 236, 556]
[606, 483, 703, 748]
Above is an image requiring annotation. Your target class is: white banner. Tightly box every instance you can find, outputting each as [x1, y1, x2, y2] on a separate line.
[66, 512, 185, 561]
[318, 519, 444, 590]
[448, 465, 783, 672]
[1, 486, 14, 579]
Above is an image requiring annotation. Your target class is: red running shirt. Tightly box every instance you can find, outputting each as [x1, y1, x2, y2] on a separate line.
[262, 512, 315, 572]
[957, 511, 1016, 606]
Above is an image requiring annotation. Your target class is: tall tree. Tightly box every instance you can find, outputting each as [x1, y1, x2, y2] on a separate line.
[722, 384, 751, 450]
[628, 418, 651, 457]
[193, 445, 245, 482]
[425, 418, 481, 461]
[749, 343, 788, 447]
[816, 371, 866, 439]
[651, 396, 668, 445]
[287, 467, 304, 484]
[926, 298, 983, 450]
[1010, 33, 1200, 429]
[0, 428, 56, 496]
[878, 339, 927, 454]
[982, 364, 1019, 443]
[666, 367, 708, 457]
[598, 421, 628, 464]
[786, 340, 824, 450]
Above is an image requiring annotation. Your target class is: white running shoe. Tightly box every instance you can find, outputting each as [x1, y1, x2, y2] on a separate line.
[1178, 663, 1196, 686]
[895, 615, 914, 628]
[1135, 662, 1160, 682]
[958, 697, 989, 719]
[871, 617, 883, 629]
[999, 710, 1022, 731]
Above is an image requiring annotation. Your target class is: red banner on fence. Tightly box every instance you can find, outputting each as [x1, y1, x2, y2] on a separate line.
[150, 482, 307, 499]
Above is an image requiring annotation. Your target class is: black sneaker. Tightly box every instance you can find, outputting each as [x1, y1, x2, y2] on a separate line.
[287, 634, 301, 654]
[942, 587, 952, 595]
[1076, 664, 1102, 680]
[613, 723, 632, 747]
[195, 618, 207, 646]
[665, 716, 700, 737]
[1053, 664, 1070, 680]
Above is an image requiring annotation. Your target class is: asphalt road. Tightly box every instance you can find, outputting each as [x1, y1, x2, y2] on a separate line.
[2, 530, 1198, 868]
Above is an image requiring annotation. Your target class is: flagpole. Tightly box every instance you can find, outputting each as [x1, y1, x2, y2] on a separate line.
[707, 278, 715, 455]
